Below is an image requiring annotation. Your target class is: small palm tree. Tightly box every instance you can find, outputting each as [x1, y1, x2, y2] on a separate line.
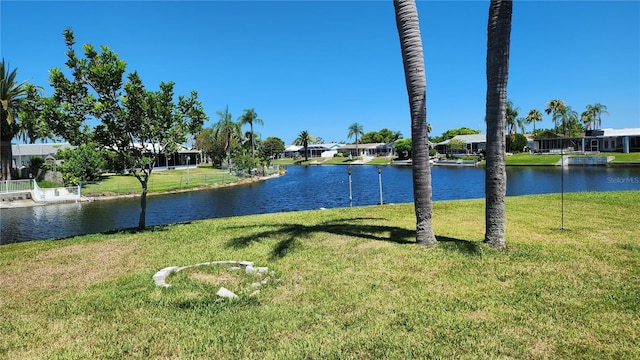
[238, 108, 263, 159]
[294, 130, 314, 161]
[585, 103, 608, 130]
[525, 109, 543, 133]
[545, 99, 565, 133]
[347, 122, 364, 158]
[581, 110, 594, 131]
[557, 105, 578, 136]
[1, 59, 30, 180]
[505, 100, 519, 139]
[214, 105, 241, 171]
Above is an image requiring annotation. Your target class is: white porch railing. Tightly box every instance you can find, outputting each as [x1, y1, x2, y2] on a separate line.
[1, 179, 33, 193]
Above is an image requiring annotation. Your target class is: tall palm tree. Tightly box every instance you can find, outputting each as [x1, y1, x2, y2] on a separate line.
[525, 109, 543, 133]
[294, 130, 313, 161]
[545, 99, 565, 133]
[238, 108, 263, 159]
[1, 59, 31, 180]
[347, 122, 364, 158]
[585, 103, 608, 130]
[213, 105, 240, 172]
[394, 0, 436, 245]
[484, 0, 512, 249]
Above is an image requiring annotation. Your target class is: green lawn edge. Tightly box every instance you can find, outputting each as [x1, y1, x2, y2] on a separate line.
[2, 191, 639, 359]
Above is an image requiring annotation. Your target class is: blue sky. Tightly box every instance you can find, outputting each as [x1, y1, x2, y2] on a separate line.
[2, 1, 639, 145]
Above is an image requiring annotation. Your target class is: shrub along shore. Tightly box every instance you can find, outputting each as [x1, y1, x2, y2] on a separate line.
[1, 191, 638, 358]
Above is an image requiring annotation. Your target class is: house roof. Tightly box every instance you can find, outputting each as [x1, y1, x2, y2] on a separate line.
[11, 143, 74, 156]
[437, 134, 486, 145]
[339, 143, 385, 150]
[602, 128, 640, 137]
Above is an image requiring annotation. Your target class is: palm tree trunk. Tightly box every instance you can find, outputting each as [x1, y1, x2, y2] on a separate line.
[394, 0, 436, 245]
[1, 127, 13, 180]
[250, 123, 255, 158]
[484, 0, 512, 249]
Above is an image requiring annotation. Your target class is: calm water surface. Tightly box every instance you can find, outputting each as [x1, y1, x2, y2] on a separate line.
[2, 165, 639, 243]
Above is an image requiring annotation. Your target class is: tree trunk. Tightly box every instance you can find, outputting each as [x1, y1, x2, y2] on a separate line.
[138, 181, 148, 230]
[484, 0, 512, 249]
[394, 0, 436, 245]
[250, 123, 255, 158]
[0, 128, 13, 180]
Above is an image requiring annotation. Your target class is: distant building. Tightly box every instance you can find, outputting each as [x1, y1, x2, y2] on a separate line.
[533, 128, 640, 153]
[10, 143, 74, 169]
[435, 134, 486, 155]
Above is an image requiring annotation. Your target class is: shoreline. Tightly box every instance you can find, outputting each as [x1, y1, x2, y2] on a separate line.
[0, 172, 283, 209]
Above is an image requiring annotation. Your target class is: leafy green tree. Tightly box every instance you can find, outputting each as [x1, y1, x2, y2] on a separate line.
[347, 122, 364, 157]
[431, 127, 481, 144]
[213, 106, 241, 172]
[259, 136, 285, 160]
[294, 130, 314, 161]
[313, 136, 325, 145]
[1, 59, 33, 180]
[238, 108, 263, 158]
[525, 109, 543, 133]
[46, 29, 207, 230]
[361, 128, 402, 143]
[394, 0, 436, 245]
[484, 0, 512, 249]
[394, 138, 412, 159]
[447, 138, 466, 154]
[195, 127, 226, 167]
[57, 143, 106, 185]
[507, 133, 527, 153]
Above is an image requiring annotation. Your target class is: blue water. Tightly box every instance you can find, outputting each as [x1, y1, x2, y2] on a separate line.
[1, 165, 639, 243]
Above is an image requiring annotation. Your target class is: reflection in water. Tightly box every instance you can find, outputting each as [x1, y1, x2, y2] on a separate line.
[1, 165, 639, 243]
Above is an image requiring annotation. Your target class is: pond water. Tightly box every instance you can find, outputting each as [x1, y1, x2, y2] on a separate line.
[1, 165, 639, 244]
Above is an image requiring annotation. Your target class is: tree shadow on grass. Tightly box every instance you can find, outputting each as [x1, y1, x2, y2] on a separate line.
[436, 236, 481, 256]
[224, 217, 479, 259]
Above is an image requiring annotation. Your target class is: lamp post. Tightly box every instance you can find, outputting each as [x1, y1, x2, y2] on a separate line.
[377, 166, 383, 205]
[186, 156, 191, 185]
[347, 165, 353, 207]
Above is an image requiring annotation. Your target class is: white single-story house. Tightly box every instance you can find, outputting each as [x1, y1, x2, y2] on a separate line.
[435, 134, 486, 155]
[283, 142, 398, 159]
[10, 143, 74, 169]
[533, 128, 640, 153]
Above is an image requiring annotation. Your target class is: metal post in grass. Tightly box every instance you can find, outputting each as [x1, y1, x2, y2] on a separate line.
[377, 166, 383, 205]
[348, 165, 353, 207]
[561, 138, 565, 230]
[187, 156, 191, 185]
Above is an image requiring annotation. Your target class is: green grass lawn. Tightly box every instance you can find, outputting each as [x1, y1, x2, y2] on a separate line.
[504, 152, 640, 165]
[82, 167, 240, 196]
[2, 191, 638, 358]
[505, 153, 562, 165]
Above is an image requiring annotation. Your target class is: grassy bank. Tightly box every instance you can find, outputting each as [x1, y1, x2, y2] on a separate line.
[1, 191, 639, 358]
[505, 152, 640, 165]
[82, 167, 240, 196]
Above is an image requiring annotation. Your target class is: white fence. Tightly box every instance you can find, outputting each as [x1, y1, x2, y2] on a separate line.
[1, 180, 80, 203]
[1, 179, 33, 193]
